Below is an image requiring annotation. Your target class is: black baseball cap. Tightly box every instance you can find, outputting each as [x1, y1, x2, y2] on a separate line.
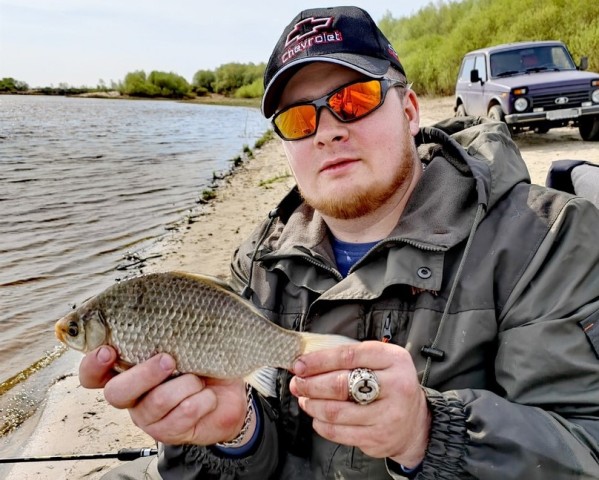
[261, 6, 406, 118]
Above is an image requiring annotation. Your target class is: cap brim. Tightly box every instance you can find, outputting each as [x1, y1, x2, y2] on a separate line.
[261, 54, 391, 118]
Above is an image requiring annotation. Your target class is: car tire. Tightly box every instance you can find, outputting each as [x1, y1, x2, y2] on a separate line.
[579, 116, 599, 141]
[455, 104, 467, 117]
[488, 105, 505, 123]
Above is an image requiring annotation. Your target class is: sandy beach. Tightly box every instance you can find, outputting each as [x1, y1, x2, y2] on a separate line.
[6, 96, 598, 479]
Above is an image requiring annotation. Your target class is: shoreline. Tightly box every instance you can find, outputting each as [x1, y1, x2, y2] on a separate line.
[5, 95, 597, 478]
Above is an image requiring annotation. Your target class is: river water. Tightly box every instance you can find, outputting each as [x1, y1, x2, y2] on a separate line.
[0, 94, 269, 440]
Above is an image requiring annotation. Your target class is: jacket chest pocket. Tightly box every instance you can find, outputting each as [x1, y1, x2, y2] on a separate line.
[363, 307, 410, 346]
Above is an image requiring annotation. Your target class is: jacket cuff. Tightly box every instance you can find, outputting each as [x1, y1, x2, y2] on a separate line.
[418, 387, 470, 479]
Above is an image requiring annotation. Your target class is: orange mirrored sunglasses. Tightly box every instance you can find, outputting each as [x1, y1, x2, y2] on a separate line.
[272, 78, 405, 141]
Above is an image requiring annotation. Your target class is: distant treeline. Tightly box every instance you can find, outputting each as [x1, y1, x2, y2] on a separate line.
[0, 63, 266, 100]
[2, 0, 598, 98]
[119, 63, 265, 99]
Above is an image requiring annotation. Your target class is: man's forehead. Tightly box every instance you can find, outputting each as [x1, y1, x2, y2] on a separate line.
[280, 63, 364, 103]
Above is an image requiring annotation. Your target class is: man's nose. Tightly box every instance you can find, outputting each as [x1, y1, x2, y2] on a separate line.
[313, 107, 349, 144]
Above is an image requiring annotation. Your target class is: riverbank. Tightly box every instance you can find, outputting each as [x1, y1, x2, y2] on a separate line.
[6, 95, 598, 479]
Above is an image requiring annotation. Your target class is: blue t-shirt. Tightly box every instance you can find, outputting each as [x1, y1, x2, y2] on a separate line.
[331, 237, 378, 277]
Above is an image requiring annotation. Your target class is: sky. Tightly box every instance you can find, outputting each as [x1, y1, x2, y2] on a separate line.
[0, 0, 434, 88]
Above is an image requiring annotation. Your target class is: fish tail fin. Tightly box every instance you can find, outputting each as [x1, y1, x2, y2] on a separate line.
[244, 366, 278, 398]
[300, 332, 358, 355]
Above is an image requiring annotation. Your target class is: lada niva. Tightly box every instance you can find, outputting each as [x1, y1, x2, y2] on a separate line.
[454, 41, 599, 141]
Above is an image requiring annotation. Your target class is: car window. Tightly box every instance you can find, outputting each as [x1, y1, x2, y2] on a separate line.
[490, 52, 521, 77]
[550, 46, 575, 69]
[459, 56, 476, 81]
[490, 44, 576, 77]
[474, 55, 487, 81]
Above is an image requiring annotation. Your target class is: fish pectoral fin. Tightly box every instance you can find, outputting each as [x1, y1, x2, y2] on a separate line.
[244, 367, 278, 398]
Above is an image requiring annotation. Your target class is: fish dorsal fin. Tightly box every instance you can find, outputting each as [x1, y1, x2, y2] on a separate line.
[244, 366, 278, 398]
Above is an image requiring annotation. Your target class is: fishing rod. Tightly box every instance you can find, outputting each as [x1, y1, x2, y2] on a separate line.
[0, 447, 157, 464]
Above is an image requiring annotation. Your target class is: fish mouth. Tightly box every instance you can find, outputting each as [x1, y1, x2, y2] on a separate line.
[54, 320, 67, 342]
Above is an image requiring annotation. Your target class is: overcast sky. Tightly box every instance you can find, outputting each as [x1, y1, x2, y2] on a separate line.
[0, 0, 434, 88]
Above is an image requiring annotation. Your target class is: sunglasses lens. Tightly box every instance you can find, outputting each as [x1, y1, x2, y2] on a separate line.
[273, 79, 387, 141]
[328, 80, 383, 120]
[274, 104, 317, 140]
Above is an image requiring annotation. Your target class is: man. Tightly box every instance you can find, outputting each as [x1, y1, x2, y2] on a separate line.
[80, 6, 599, 479]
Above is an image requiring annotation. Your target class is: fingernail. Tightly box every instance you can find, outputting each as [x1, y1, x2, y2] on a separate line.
[97, 347, 112, 364]
[293, 359, 306, 376]
[292, 376, 305, 396]
[160, 354, 175, 372]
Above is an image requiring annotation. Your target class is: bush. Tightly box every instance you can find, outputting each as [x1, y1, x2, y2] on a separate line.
[213, 62, 265, 96]
[121, 70, 192, 98]
[234, 78, 264, 98]
[0, 77, 29, 92]
[193, 70, 216, 93]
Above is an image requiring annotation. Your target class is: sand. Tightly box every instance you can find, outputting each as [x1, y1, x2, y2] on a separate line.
[5, 96, 598, 479]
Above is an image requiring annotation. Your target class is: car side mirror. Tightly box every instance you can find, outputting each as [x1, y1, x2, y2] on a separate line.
[579, 56, 588, 71]
[470, 69, 482, 83]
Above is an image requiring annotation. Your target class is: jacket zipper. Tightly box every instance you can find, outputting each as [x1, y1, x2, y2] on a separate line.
[381, 313, 392, 343]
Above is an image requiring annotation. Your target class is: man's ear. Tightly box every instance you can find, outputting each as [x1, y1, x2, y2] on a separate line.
[403, 90, 420, 137]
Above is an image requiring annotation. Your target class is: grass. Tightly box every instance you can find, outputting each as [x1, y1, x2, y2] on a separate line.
[259, 173, 292, 188]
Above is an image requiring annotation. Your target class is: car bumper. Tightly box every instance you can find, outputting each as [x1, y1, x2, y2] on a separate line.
[505, 104, 599, 124]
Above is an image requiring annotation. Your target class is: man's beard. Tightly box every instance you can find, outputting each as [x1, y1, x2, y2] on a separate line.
[301, 138, 418, 220]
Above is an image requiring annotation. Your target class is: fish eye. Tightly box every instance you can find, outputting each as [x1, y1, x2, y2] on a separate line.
[67, 321, 79, 337]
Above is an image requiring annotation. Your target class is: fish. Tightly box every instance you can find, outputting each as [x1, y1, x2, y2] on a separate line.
[55, 271, 357, 397]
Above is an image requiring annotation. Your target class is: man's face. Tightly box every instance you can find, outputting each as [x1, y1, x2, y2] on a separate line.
[278, 63, 421, 220]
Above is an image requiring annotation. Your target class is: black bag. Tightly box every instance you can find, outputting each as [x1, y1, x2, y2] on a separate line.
[546, 159, 599, 208]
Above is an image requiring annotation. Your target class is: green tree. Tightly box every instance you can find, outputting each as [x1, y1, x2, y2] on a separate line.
[0, 77, 29, 92]
[121, 70, 159, 97]
[147, 70, 191, 98]
[192, 69, 216, 94]
[212, 62, 265, 96]
[235, 78, 264, 98]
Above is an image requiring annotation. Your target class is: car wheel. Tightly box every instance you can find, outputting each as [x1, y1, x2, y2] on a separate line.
[579, 116, 599, 141]
[455, 104, 467, 117]
[488, 105, 505, 123]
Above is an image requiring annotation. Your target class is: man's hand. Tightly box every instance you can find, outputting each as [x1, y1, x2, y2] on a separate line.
[290, 341, 430, 468]
[79, 346, 253, 446]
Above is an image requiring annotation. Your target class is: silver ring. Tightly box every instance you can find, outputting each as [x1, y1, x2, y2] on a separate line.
[348, 368, 380, 405]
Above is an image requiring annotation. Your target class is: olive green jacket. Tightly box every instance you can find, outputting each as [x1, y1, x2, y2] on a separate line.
[158, 118, 599, 479]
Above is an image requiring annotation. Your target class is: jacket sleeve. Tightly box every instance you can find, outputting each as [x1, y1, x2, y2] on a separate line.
[417, 197, 599, 479]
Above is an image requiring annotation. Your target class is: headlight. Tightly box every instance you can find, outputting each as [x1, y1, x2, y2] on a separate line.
[592, 89, 599, 103]
[514, 97, 529, 112]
